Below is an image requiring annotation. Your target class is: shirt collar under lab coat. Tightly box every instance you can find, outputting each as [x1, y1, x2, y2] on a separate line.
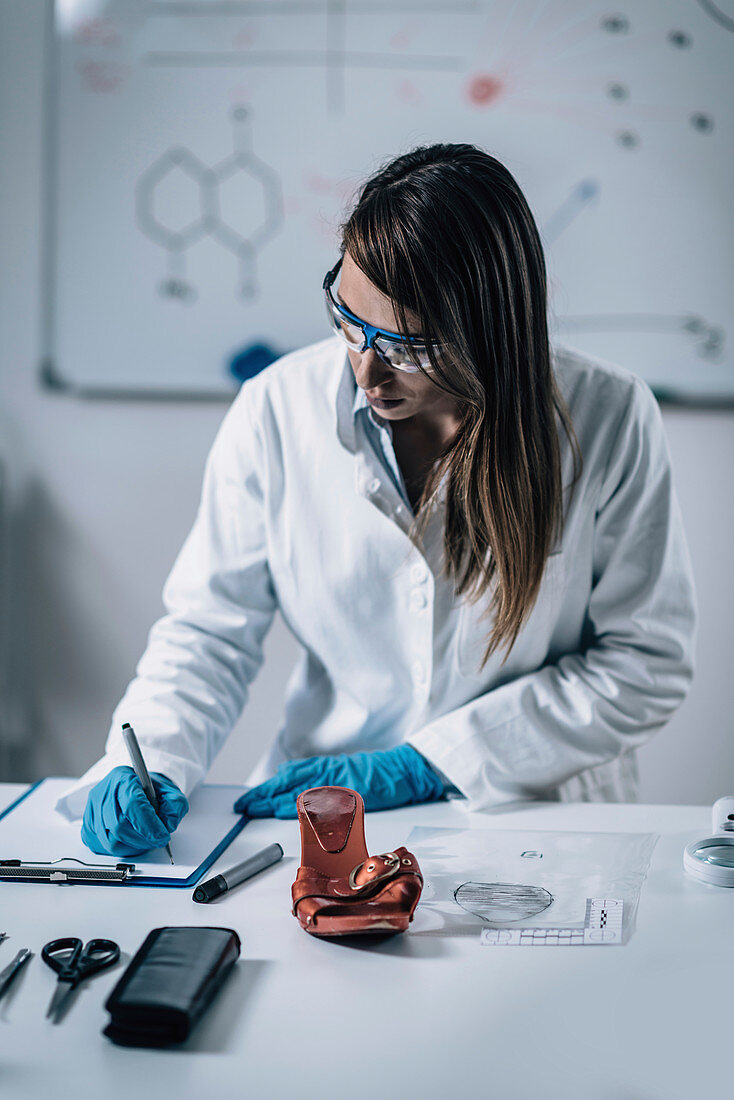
[351, 375, 394, 433]
[335, 344, 394, 454]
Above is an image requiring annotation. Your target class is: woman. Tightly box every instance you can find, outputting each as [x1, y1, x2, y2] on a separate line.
[58, 143, 696, 856]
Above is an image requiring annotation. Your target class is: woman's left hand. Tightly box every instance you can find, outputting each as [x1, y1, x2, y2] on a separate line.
[233, 744, 447, 818]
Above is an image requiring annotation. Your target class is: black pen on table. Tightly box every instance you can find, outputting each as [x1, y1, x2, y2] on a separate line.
[193, 843, 284, 903]
[122, 722, 175, 865]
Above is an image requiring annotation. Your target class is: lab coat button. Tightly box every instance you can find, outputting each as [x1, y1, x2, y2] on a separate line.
[368, 478, 380, 494]
[410, 590, 427, 611]
[410, 563, 428, 584]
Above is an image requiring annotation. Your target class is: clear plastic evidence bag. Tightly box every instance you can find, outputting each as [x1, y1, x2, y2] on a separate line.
[407, 826, 658, 943]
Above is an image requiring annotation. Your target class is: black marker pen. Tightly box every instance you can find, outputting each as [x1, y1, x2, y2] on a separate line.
[193, 843, 284, 903]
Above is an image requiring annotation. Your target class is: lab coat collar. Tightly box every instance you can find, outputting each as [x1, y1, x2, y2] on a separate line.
[334, 341, 448, 525]
[335, 345, 358, 454]
[334, 343, 391, 453]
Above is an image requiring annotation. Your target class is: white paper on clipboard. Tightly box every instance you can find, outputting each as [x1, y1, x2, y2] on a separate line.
[0, 778, 245, 883]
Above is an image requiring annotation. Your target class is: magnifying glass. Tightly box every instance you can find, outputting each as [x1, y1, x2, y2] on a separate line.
[683, 796, 734, 887]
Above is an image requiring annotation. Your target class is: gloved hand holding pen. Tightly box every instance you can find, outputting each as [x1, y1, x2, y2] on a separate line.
[81, 766, 189, 857]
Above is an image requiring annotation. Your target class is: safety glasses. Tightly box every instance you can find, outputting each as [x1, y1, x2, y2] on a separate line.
[323, 257, 436, 373]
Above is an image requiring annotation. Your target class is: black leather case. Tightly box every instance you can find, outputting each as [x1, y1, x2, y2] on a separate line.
[103, 926, 241, 1047]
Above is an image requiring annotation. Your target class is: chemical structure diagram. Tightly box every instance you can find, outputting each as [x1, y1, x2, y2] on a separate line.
[135, 107, 282, 302]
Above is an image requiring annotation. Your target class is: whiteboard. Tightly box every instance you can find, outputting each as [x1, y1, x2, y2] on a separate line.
[43, 0, 734, 402]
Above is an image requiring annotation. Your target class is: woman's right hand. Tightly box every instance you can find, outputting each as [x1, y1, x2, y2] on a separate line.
[81, 765, 188, 857]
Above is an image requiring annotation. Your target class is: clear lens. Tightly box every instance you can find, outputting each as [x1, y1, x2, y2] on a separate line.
[694, 843, 734, 868]
[375, 337, 429, 373]
[325, 301, 364, 350]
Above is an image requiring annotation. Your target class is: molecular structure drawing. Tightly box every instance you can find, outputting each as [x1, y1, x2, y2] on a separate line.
[135, 107, 283, 301]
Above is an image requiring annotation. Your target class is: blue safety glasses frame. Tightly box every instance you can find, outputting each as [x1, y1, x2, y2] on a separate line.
[323, 256, 436, 373]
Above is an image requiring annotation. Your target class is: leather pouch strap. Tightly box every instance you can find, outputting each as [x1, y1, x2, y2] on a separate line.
[292, 847, 422, 913]
[348, 850, 419, 894]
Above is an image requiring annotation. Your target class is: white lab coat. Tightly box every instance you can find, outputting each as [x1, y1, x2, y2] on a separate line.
[57, 337, 696, 818]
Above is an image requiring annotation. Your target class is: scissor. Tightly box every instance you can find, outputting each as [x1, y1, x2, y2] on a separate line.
[42, 937, 120, 1023]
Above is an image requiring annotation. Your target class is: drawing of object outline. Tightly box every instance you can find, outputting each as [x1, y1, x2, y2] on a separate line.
[135, 107, 283, 300]
[143, 0, 477, 113]
[543, 181, 727, 363]
[556, 313, 725, 361]
[697, 0, 734, 32]
[543, 177, 600, 244]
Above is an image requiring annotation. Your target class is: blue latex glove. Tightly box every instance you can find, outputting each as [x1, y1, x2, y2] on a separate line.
[81, 765, 189, 857]
[233, 744, 446, 819]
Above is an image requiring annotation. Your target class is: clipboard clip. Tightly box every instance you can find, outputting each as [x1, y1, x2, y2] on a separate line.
[0, 858, 136, 883]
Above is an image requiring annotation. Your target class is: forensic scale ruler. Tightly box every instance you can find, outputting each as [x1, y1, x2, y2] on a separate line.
[480, 898, 624, 946]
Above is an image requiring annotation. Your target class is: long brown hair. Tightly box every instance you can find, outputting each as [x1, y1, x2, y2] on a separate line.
[341, 143, 581, 666]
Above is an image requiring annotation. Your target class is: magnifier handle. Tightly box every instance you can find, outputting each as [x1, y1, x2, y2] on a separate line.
[712, 796, 734, 834]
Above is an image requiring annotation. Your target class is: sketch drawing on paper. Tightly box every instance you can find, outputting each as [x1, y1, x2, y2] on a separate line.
[454, 882, 554, 924]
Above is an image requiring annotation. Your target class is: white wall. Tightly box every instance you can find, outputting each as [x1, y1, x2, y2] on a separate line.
[0, 0, 299, 791]
[1, 1, 732, 805]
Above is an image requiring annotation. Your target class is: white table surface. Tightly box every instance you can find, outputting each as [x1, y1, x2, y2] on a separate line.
[0, 784, 730, 1100]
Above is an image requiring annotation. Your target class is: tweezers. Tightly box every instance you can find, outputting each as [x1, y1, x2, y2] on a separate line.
[0, 947, 33, 1001]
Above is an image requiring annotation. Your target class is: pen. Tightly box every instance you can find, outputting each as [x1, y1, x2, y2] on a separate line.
[192, 843, 284, 903]
[121, 722, 175, 865]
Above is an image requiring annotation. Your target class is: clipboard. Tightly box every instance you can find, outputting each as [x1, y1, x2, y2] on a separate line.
[0, 778, 248, 888]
